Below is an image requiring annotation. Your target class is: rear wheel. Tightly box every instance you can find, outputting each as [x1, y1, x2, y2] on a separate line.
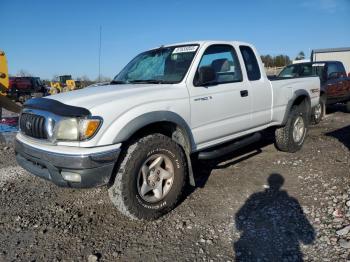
[275, 104, 308, 153]
[311, 95, 326, 124]
[108, 134, 187, 220]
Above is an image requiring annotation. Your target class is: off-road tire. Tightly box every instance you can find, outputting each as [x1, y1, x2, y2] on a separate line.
[311, 95, 326, 125]
[108, 134, 187, 220]
[275, 105, 308, 153]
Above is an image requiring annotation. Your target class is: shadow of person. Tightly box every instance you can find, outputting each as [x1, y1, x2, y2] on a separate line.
[234, 174, 315, 261]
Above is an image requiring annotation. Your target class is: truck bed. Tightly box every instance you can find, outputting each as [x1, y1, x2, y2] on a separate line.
[269, 76, 320, 123]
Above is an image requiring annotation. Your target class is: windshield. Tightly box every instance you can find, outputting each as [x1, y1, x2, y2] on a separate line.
[278, 64, 301, 78]
[113, 45, 199, 84]
[278, 63, 325, 79]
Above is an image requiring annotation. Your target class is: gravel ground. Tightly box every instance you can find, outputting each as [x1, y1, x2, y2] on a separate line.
[0, 105, 350, 261]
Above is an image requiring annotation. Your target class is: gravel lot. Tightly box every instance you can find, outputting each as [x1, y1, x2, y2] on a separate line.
[0, 105, 350, 261]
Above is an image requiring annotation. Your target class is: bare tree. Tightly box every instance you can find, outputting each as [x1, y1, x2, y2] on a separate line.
[17, 69, 32, 77]
[80, 75, 91, 82]
[95, 75, 112, 83]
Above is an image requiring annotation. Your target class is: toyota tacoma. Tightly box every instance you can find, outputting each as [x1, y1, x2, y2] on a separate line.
[15, 41, 320, 220]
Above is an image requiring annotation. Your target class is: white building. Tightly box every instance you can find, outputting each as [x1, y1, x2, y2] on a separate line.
[311, 47, 350, 74]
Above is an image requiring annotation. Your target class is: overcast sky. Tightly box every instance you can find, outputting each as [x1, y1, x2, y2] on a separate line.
[2, 0, 350, 79]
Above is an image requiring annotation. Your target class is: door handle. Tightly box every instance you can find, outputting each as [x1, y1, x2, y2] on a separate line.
[240, 90, 248, 97]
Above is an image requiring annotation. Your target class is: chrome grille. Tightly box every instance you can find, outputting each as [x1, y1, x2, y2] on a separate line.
[20, 113, 47, 139]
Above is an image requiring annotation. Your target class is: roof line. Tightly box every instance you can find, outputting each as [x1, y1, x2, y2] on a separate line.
[312, 47, 350, 53]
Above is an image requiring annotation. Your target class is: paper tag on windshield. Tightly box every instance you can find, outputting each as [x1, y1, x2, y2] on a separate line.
[312, 63, 325, 67]
[173, 46, 198, 54]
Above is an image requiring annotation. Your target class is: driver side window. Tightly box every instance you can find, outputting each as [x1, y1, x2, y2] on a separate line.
[194, 45, 242, 86]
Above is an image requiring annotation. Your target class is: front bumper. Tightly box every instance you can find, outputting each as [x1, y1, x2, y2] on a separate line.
[15, 139, 121, 188]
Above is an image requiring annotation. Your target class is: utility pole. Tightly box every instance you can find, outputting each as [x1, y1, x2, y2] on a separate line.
[98, 26, 102, 82]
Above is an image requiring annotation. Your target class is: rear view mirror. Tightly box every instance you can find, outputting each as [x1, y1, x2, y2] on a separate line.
[196, 66, 216, 86]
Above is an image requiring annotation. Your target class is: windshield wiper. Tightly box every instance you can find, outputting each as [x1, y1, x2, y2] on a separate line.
[129, 79, 163, 84]
[110, 80, 128, 85]
[129, 79, 176, 84]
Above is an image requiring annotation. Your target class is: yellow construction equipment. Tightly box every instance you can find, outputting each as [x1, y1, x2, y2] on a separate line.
[0, 50, 21, 117]
[49, 75, 83, 95]
[0, 51, 9, 91]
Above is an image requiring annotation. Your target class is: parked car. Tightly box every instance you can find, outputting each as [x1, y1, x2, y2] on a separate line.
[8, 77, 47, 103]
[15, 41, 320, 220]
[278, 61, 350, 123]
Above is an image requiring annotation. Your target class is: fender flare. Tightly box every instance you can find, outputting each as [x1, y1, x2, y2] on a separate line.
[112, 111, 195, 152]
[281, 90, 311, 125]
[112, 111, 196, 186]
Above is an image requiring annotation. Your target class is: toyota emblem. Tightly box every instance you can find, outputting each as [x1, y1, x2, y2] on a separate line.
[26, 121, 32, 130]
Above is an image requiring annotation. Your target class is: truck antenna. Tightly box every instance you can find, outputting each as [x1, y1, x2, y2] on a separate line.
[98, 26, 102, 82]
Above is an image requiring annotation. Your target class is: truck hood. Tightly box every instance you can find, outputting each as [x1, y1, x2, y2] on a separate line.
[47, 83, 174, 110]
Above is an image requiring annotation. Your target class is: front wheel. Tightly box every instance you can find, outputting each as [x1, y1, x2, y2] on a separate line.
[275, 105, 308, 153]
[108, 134, 187, 220]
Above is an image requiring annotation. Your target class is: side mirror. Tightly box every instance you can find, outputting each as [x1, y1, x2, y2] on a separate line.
[348, 72, 350, 78]
[196, 66, 216, 86]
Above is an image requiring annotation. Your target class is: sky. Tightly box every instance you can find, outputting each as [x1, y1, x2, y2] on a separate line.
[2, 0, 350, 80]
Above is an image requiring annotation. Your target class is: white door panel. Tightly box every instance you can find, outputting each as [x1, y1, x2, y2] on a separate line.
[190, 82, 251, 145]
[250, 79, 273, 127]
[238, 45, 272, 127]
[186, 43, 253, 146]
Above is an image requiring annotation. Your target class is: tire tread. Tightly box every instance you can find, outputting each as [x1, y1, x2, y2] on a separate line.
[108, 134, 187, 220]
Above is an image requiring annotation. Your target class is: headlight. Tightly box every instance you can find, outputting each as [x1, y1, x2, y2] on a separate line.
[56, 118, 79, 140]
[55, 117, 102, 141]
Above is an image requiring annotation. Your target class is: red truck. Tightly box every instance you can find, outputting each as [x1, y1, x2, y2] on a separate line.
[8, 77, 47, 103]
[278, 61, 350, 123]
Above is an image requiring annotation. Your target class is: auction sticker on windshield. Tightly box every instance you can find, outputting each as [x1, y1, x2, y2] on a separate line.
[173, 46, 198, 54]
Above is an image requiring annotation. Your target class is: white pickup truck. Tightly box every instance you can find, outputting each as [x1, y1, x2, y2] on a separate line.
[15, 41, 320, 220]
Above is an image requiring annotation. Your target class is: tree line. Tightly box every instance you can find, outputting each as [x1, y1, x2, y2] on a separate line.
[261, 55, 291, 68]
[10, 71, 112, 83]
[261, 51, 306, 68]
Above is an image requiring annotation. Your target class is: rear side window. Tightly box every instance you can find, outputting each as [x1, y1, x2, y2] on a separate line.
[239, 46, 261, 81]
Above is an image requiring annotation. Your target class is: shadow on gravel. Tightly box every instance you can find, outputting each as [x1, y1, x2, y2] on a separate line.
[233, 174, 315, 261]
[191, 130, 275, 189]
[326, 125, 350, 150]
[326, 103, 348, 115]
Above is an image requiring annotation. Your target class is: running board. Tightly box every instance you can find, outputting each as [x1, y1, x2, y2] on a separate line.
[197, 132, 262, 160]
